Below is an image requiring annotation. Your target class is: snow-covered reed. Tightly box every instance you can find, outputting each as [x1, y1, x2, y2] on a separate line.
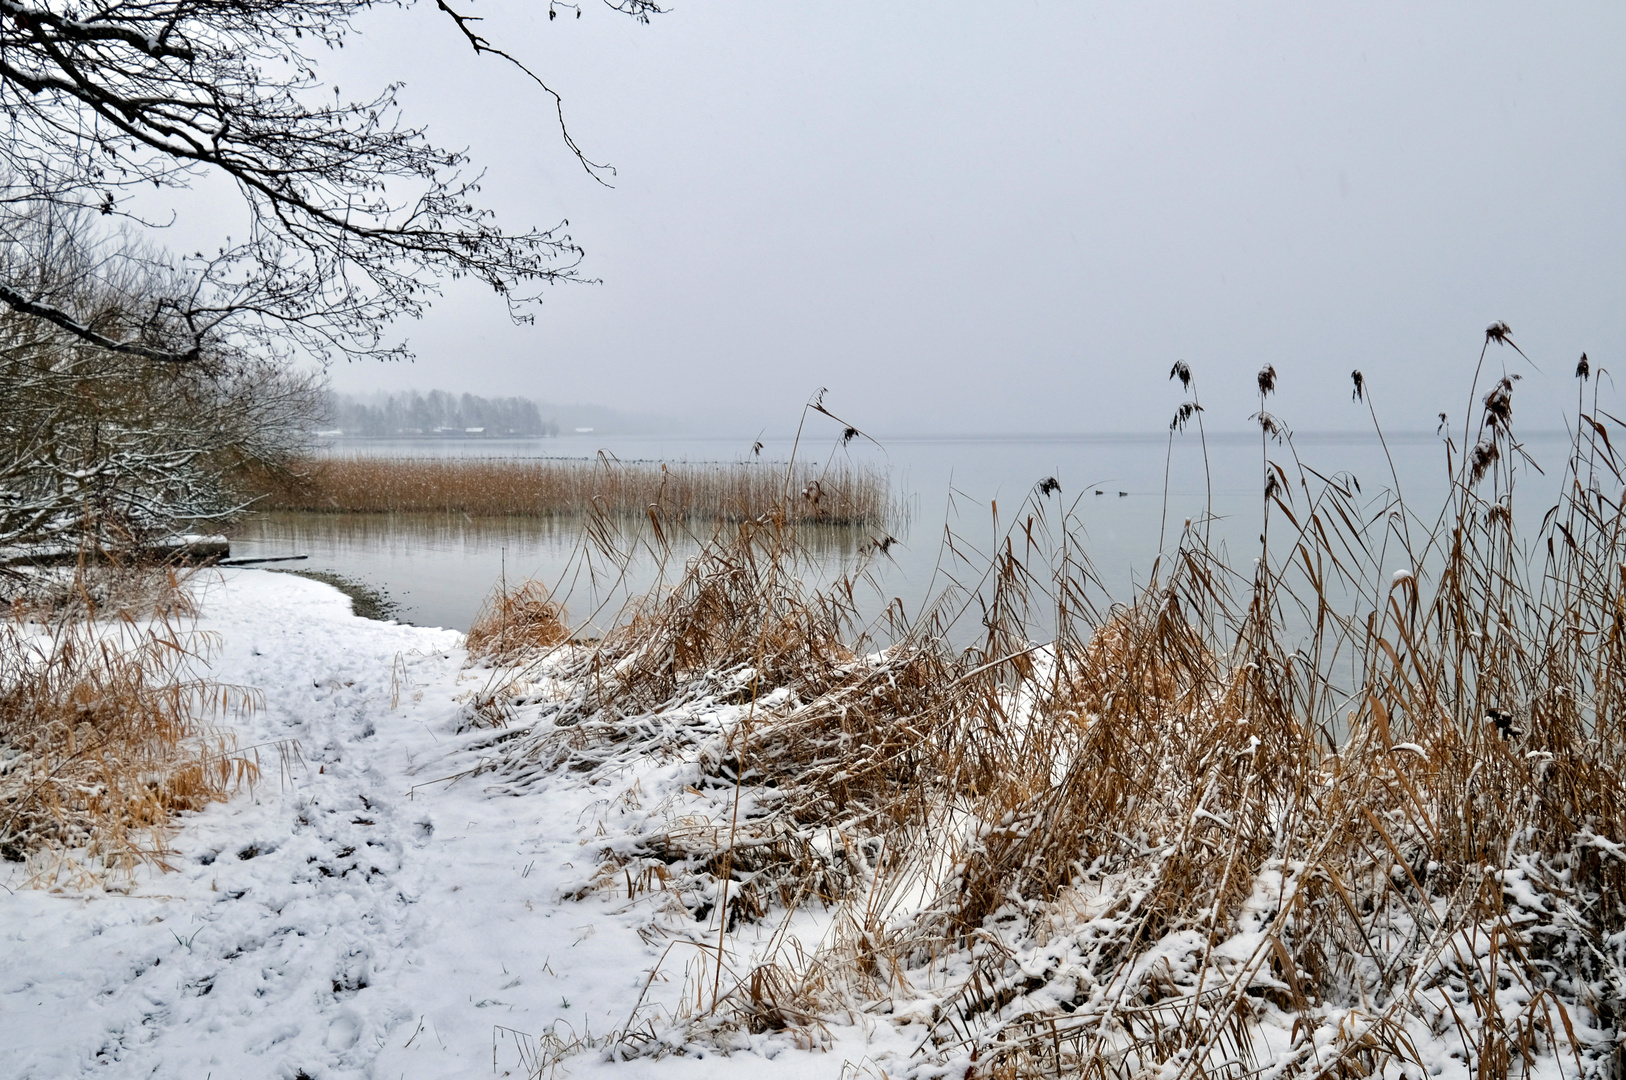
[464, 348, 1626, 1077]
[0, 568, 264, 881]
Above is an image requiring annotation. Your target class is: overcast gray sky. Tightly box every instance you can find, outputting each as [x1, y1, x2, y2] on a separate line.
[308, 1, 1626, 437]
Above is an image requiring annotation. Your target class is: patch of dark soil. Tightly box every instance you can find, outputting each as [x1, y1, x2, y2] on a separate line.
[271, 569, 402, 623]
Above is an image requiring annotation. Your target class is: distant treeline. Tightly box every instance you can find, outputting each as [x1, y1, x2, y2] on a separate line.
[323, 391, 560, 438]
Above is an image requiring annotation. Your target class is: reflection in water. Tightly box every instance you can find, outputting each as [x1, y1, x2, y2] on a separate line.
[229, 512, 895, 632]
[231, 431, 1577, 639]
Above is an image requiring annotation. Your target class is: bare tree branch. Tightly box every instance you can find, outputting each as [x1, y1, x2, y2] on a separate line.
[0, 281, 198, 363]
[0, 0, 661, 362]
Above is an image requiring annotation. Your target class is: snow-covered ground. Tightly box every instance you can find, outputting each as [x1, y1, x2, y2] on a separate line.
[0, 569, 907, 1079]
[6, 569, 1610, 1080]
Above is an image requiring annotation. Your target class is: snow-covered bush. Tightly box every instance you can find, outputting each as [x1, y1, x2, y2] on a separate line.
[0, 207, 322, 553]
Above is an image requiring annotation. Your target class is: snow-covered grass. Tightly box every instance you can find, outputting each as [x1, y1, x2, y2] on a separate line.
[0, 567, 261, 876]
[454, 513, 1625, 1080]
[0, 569, 918, 1078]
[8, 356, 1626, 1079]
[437, 362, 1626, 1080]
[1, 562, 200, 623]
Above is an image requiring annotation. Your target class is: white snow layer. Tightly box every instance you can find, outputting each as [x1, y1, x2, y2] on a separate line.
[0, 570, 909, 1079]
[1, 570, 1609, 1080]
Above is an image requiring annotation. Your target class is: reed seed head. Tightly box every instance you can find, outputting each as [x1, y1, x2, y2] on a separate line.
[1483, 377, 1514, 428]
[1469, 438, 1500, 486]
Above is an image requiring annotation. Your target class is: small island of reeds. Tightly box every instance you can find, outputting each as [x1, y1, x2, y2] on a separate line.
[262, 455, 894, 525]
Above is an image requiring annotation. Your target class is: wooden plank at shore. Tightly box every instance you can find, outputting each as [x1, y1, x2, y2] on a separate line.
[0, 538, 232, 568]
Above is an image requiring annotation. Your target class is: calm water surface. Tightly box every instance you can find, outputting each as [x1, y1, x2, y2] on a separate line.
[230, 429, 1572, 634]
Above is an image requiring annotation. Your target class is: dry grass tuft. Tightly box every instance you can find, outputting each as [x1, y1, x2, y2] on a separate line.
[466, 580, 570, 667]
[0, 572, 261, 882]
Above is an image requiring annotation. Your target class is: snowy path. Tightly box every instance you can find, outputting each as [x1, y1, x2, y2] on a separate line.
[0, 570, 898, 1079]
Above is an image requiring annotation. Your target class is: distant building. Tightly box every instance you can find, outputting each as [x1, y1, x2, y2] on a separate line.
[574, 427, 594, 434]
[323, 390, 561, 439]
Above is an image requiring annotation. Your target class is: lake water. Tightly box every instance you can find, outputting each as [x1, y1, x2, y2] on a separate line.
[229, 428, 1573, 635]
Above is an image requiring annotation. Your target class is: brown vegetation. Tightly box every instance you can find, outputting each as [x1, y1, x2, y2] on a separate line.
[263, 455, 894, 525]
[0, 568, 261, 882]
[3, 564, 198, 624]
[469, 343, 1626, 1076]
[466, 580, 570, 667]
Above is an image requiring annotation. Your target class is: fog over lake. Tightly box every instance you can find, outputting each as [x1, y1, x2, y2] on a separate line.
[234, 424, 1574, 633]
[210, 2, 1626, 633]
[285, 1, 1626, 443]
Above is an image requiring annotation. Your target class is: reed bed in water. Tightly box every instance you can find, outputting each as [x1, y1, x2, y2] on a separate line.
[466, 341, 1626, 1077]
[265, 455, 894, 525]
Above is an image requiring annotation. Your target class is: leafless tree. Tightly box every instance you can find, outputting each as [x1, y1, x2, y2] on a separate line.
[0, 0, 662, 365]
[0, 206, 324, 550]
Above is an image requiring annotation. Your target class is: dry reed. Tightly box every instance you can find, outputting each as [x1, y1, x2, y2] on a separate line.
[466, 580, 570, 667]
[0, 569, 261, 882]
[3, 564, 199, 624]
[464, 355, 1626, 1076]
[263, 455, 894, 525]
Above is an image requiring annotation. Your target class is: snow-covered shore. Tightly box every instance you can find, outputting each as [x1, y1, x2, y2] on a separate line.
[6, 567, 1613, 1080]
[0, 569, 905, 1079]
